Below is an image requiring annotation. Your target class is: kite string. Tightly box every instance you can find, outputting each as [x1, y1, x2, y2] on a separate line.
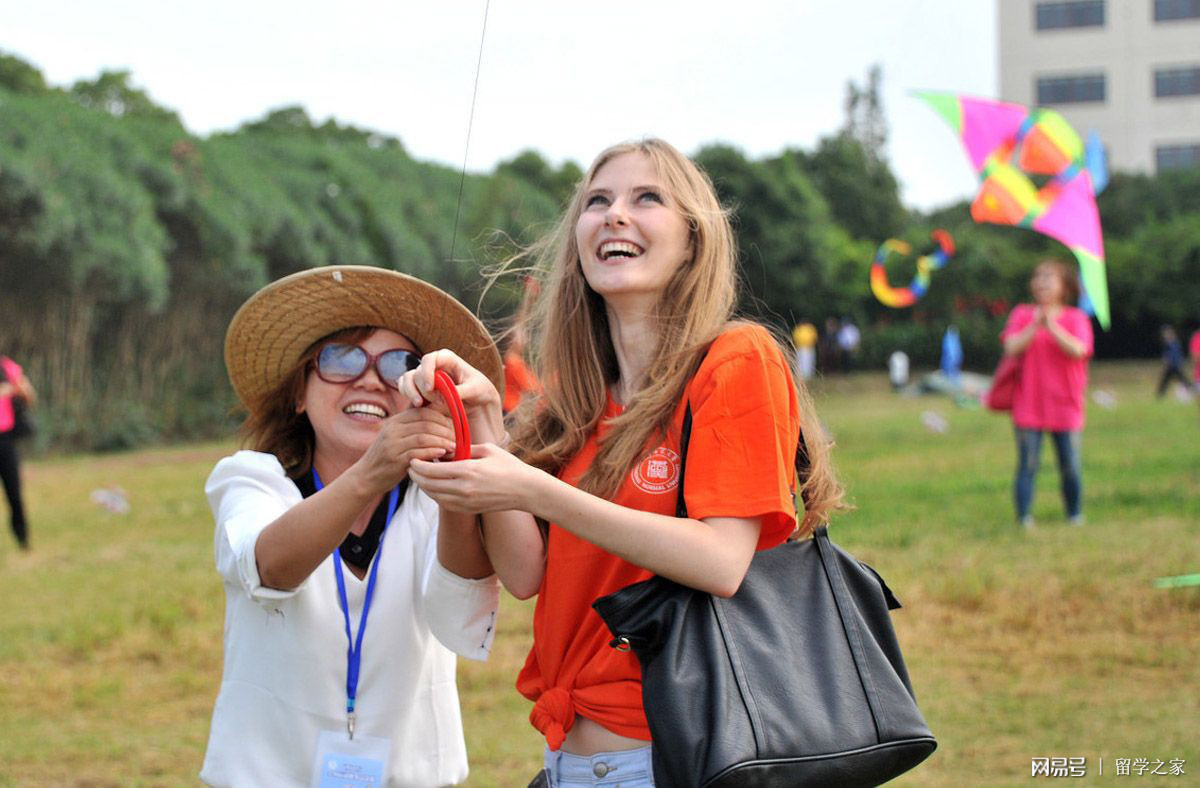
[449, 0, 492, 264]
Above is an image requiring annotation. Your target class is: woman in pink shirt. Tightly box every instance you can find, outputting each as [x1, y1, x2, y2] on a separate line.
[1000, 261, 1094, 529]
[1189, 328, 1200, 389]
[0, 355, 36, 550]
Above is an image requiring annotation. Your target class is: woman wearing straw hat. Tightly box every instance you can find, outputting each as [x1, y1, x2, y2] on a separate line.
[400, 139, 843, 786]
[202, 265, 504, 787]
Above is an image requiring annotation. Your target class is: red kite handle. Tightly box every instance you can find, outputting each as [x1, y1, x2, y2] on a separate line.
[431, 370, 471, 461]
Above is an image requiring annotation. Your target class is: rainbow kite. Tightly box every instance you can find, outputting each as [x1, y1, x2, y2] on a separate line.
[870, 229, 955, 308]
[917, 91, 1110, 328]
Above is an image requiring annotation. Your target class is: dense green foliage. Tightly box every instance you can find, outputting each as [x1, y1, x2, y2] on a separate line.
[0, 60, 564, 450]
[1, 53, 1198, 450]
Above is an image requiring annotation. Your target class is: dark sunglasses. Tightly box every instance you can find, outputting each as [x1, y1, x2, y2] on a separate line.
[314, 343, 421, 389]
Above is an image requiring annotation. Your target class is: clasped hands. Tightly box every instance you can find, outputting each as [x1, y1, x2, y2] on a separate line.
[1033, 304, 1062, 327]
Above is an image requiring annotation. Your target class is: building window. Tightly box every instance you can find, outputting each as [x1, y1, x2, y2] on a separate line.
[1037, 74, 1106, 104]
[1156, 144, 1200, 170]
[1155, 66, 1200, 97]
[1154, 0, 1200, 22]
[1036, 1, 1105, 29]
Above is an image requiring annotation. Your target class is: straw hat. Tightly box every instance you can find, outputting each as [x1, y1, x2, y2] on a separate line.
[224, 265, 502, 406]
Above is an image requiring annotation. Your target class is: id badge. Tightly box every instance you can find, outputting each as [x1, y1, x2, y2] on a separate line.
[311, 729, 392, 788]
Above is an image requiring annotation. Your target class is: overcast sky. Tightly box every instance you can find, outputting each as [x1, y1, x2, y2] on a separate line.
[3, 0, 997, 211]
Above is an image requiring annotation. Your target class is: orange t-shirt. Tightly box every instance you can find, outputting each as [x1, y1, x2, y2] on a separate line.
[516, 323, 801, 749]
[503, 350, 541, 413]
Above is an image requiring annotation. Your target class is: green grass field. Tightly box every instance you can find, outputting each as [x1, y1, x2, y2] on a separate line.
[0, 362, 1196, 786]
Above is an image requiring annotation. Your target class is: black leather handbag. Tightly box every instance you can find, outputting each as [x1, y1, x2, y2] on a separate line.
[592, 405, 936, 787]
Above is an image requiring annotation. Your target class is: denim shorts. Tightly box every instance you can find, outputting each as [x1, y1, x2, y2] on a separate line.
[542, 745, 655, 786]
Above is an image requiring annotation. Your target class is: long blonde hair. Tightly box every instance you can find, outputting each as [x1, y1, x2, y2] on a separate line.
[507, 139, 843, 533]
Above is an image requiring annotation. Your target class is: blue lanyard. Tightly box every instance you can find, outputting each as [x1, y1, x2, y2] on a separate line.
[313, 469, 401, 739]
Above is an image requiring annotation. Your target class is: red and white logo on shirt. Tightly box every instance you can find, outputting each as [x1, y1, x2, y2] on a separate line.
[631, 447, 681, 494]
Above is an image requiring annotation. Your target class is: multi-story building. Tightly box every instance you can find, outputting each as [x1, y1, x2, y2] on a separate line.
[999, 0, 1200, 173]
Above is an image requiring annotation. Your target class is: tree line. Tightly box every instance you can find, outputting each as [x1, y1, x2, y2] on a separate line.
[1, 53, 1197, 451]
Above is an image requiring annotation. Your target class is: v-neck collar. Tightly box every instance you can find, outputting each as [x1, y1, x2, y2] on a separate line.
[294, 471, 409, 573]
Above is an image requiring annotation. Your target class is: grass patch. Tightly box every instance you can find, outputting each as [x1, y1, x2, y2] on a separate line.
[0, 363, 1196, 785]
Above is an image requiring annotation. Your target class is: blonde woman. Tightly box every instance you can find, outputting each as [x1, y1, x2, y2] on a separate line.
[403, 139, 844, 786]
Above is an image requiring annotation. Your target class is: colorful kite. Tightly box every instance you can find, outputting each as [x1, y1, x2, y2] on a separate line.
[870, 229, 955, 308]
[916, 91, 1110, 328]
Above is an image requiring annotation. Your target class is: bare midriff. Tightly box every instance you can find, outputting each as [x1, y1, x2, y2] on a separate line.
[562, 716, 647, 756]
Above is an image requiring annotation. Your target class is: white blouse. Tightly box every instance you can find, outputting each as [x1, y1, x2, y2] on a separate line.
[200, 451, 500, 787]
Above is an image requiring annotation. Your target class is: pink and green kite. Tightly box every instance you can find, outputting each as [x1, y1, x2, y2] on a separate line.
[917, 91, 1110, 329]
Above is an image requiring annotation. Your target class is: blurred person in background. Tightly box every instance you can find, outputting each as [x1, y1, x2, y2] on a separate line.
[1155, 325, 1190, 399]
[940, 325, 963, 385]
[1190, 326, 1200, 389]
[0, 353, 35, 550]
[888, 350, 910, 391]
[1000, 260, 1093, 529]
[503, 278, 543, 414]
[836, 317, 861, 373]
[1190, 326, 1200, 422]
[820, 316, 842, 374]
[792, 320, 818, 380]
[503, 323, 541, 414]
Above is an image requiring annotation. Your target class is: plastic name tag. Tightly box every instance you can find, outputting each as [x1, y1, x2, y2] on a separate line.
[311, 730, 392, 788]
